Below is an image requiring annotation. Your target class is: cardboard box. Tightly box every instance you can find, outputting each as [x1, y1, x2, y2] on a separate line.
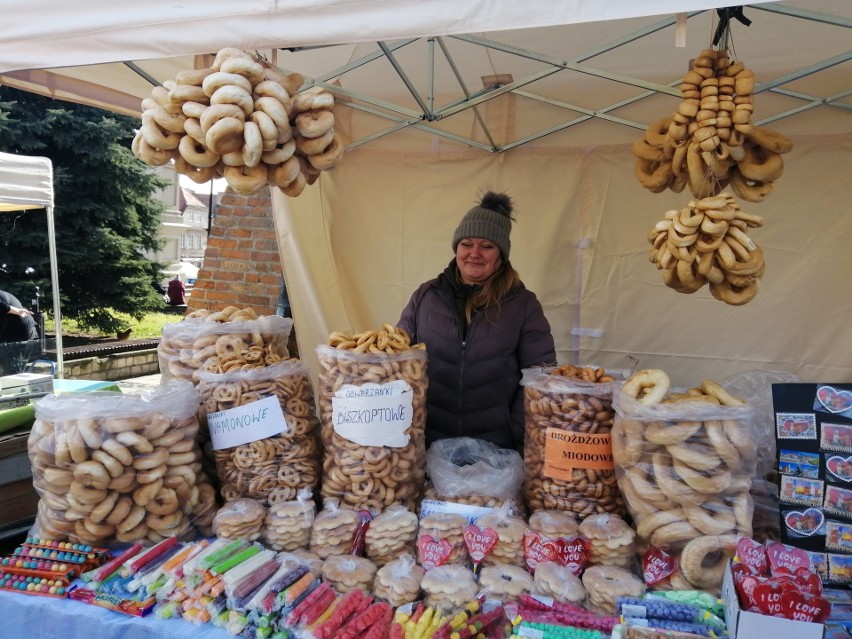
[722, 562, 825, 639]
[0, 373, 52, 409]
[0, 477, 39, 531]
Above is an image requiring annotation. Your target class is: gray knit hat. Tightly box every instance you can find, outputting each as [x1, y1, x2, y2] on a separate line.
[451, 191, 515, 259]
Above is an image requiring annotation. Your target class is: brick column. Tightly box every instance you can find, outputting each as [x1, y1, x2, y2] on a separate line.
[189, 186, 282, 316]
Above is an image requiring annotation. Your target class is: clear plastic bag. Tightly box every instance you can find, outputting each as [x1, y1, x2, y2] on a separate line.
[197, 359, 321, 505]
[212, 497, 266, 540]
[521, 366, 628, 517]
[28, 381, 217, 545]
[321, 554, 377, 594]
[365, 504, 418, 565]
[373, 553, 424, 606]
[262, 487, 316, 551]
[315, 343, 428, 512]
[612, 381, 756, 591]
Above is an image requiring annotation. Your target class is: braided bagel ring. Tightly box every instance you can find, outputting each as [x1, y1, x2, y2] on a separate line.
[704, 420, 741, 468]
[672, 458, 732, 494]
[667, 442, 721, 473]
[622, 369, 670, 405]
[700, 380, 744, 406]
[645, 420, 702, 446]
[652, 452, 699, 504]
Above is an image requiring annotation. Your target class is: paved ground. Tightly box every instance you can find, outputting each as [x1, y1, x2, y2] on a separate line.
[116, 372, 163, 393]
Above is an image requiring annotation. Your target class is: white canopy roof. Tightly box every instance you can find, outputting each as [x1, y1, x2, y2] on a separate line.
[0, 152, 53, 212]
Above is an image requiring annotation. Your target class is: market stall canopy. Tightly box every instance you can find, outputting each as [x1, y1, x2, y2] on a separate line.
[1, 1, 849, 153]
[0, 152, 64, 376]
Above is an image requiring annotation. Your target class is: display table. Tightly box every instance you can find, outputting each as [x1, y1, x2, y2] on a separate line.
[0, 588, 231, 639]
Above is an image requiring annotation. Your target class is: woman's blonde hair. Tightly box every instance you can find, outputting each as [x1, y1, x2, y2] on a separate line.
[462, 261, 520, 323]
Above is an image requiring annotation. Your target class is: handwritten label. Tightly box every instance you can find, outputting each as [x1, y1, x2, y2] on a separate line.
[332, 380, 413, 447]
[208, 395, 287, 450]
[543, 428, 613, 480]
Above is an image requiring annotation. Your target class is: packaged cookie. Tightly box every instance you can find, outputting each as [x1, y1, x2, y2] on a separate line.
[612, 370, 756, 591]
[417, 512, 469, 568]
[212, 497, 266, 540]
[373, 554, 424, 607]
[197, 359, 321, 506]
[528, 510, 579, 538]
[309, 499, 360, 559]
[315, 329, 427, 513]
[365, 504, 418, 566]
[424, 437, 526, 516]
[29, 381, 217, 545]
[473, 505, 527, 567]
[262, 487, 315, 551]
[321, 555, 377, 594]
[478, 563, 534, 601]
[522, 365, 626, 518]
[420, 564, 479, 612]
[532, 560, 586, 605]
[581, 565, 645, 615]
[578, 513, 636, 569]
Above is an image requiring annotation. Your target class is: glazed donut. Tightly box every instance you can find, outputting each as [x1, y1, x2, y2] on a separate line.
[622, 369, 670, 405]
[202, 71, 253, 97]
[178, 135, 220, 168]
[293, 87, 335, 112]
[210, 84, 254, 117]
[679, 534, 736, 589]
[205, 116, 245, 155]
[224, 164, 268, 195]
[308, 134, 344, 170]
[73, 460, 111, 490]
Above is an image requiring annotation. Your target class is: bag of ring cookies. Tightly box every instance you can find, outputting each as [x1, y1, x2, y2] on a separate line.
[158, 310, 294, 384]
[611, 368, 756, 592]
[28, 381, 217, 546]
[316, 324, 427, 513]
[196, 358, 321, 506]
[521, 364, 627, 518]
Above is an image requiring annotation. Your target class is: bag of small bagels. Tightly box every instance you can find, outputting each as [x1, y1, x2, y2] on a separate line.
[424, 436, 526, 516]
[521, 365, 628, 518]
[611, 369, 756, 592]
[316, 325, 428, 513]
[196, 358, 322, 506]
[157, 310, 294, 384]
[28, 380, 217, 546]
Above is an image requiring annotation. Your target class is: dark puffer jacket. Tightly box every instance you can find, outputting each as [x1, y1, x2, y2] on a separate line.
[398, 273, 556, 451]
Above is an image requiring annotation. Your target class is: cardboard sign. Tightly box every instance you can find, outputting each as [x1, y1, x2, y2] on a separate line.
[208, 395, 287, 450]
[543, 428, 613, 480]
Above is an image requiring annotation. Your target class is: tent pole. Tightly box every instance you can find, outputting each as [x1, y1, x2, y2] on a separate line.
[45, 205, 63, 379]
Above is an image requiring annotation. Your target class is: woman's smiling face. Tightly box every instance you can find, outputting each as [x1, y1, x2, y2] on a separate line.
[456, 237, 502, 284]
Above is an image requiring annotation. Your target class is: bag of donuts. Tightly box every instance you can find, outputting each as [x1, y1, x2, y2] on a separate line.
[611, 369, 757, 592]
[424, 436, 526, 516]
[315, 326, 428, 513]
[521, 364, 628, 518]
[196, 358, 322, 506]
[28, 380, 217, 546]
[157, 310, 294, 384]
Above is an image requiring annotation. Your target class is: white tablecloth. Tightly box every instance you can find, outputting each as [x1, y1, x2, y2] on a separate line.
[0, 588, 232, 639]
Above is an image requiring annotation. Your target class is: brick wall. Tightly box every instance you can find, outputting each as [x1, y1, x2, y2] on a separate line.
[189, 186, 282, 316]
[64, 349, 160, 381]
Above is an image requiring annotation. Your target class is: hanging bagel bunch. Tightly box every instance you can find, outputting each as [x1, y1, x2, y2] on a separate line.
[648, 193, 766, 305]
[632, 47, 792, 202]
[131, 47, 344, 197]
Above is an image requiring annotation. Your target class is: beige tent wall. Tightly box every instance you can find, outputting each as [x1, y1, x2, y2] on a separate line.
[273, 132, 852, 386]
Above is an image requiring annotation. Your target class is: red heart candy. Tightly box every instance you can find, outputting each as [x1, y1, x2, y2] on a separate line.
[736, 538, 769, 574]
[523, 531, 559, 572]
[736, 574, 762, 609]
[766, 542, 813, 574]
[753, 582, 793, 617]
[781, 590, 832, 623]
[642, 547, 679, 586]
[463, 524, 499, 566]
[552, 536, 590, 575]
[788, 571, 823, 596]
[417, 535, 453, 570]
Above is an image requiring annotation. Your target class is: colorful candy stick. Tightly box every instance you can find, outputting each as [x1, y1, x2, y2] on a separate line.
[121, 536, 178, 577]
[209, 544, 260, 576]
